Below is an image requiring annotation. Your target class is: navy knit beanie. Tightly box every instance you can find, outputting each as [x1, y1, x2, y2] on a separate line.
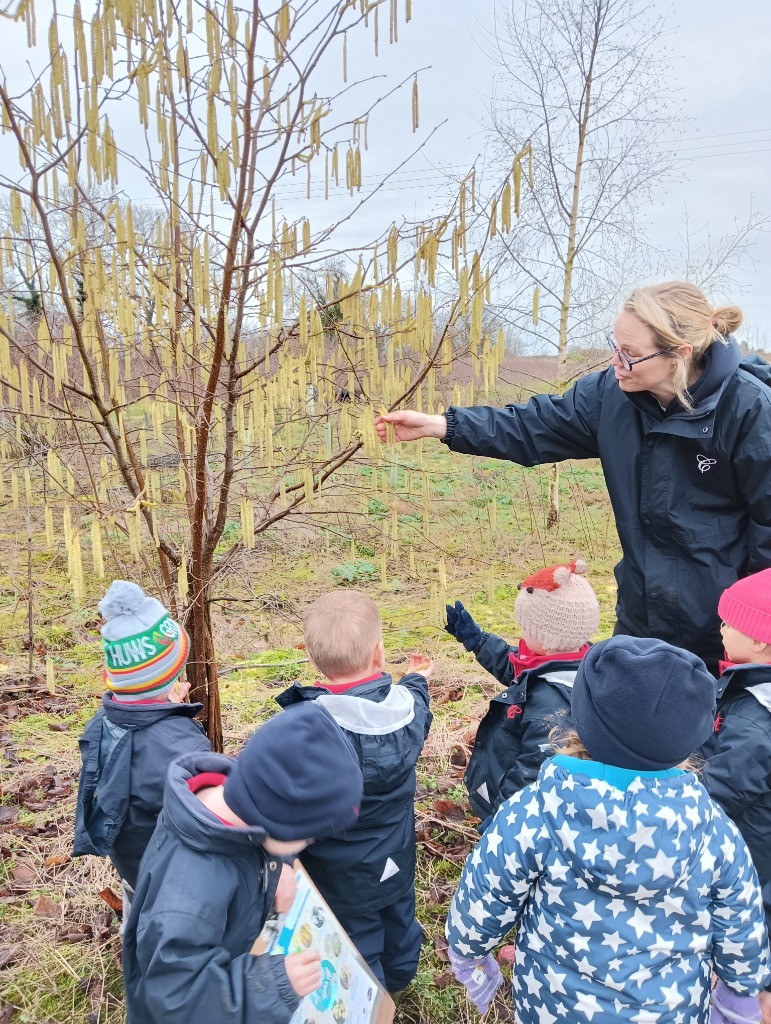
[223, 703, 363, 840]
[571, 636, 716, 770]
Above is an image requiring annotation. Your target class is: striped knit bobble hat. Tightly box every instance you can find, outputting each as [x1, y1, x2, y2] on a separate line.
[99, 581, 189, 702]
[718, 569, 771, 644]
[514, 559, 600, 653]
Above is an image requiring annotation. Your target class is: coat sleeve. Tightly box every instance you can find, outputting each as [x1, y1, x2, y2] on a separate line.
[709, 813, 771, 994]
[132, 909, 299, 1024]
[445, 786, 544, 957]
[498, 684, 568, 802]
[398, 672, 433, 741]
[702, 712, 771, 819]
[443, 373, 602, 466]
[474, 633, 516, 687]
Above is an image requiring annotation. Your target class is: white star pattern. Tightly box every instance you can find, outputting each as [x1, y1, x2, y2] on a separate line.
[644, 848, 677, 880]
[628, 823, 657, 852]
[444, 762, 769, 1024]
[572, 900, 602, 928]
[575, 992, 602, 1020]
[485, 826, 503, 856]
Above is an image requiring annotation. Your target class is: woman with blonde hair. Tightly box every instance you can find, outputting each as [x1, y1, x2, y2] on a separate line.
[375, 282, 771, 673]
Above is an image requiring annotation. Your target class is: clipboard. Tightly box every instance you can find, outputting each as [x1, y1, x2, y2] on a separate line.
[252, 863, 395, 1024]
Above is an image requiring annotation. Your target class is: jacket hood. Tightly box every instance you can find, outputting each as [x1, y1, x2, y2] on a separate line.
[687, 335, 742, 403]
[739, 352, 771, 387]
[161, 751, 269, 856]
[717, 662, 771, 700]
[624, 335, 741, 420]
[537, 757, 715, 899]
[101, 691, 203, 729]
[315, 683, 416, 736]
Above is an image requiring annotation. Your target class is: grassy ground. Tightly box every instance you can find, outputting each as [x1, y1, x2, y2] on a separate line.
[0, 382, 620, 1023]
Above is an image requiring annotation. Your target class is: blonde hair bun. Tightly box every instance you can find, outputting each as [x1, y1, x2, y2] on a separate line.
[711, 305, 743, 336]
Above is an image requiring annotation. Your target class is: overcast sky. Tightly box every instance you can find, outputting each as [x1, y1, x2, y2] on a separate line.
[292, 0, 771, 342]
[2, 0, 770, 341]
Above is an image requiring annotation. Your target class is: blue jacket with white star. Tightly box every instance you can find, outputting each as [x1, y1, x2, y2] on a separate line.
[442, 342, 771, 670]
[446, 756, 770, 1024]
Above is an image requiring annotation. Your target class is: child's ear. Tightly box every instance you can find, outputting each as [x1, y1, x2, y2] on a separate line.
[374, 639, 385, 669]
[752, 639, 770, 654]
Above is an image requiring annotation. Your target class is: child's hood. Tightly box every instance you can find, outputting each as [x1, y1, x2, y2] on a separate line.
[536, 759, 717, 899]
[100, 691, 203, 729]
[161, 751, 270, 855]
[315, 683, 416, 736]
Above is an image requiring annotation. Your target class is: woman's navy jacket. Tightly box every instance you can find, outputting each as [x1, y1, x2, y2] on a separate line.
[443, 341, 771, 668]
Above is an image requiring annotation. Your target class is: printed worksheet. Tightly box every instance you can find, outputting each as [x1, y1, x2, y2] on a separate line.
[256, 865, 394, 1024]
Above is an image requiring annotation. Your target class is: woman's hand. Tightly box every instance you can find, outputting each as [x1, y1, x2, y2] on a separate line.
[285, 949, 322, 997]
[374, 410, 447, 443]
[273, 863, 297, 914]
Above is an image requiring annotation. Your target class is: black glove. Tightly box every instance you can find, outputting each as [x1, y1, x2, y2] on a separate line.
[445, 600, 484, 653]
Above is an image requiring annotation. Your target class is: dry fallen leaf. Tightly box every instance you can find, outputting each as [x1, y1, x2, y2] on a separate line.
[32, 894, 61, 920]
[98, 887, 123, 914]
[9, 864, 35, 886]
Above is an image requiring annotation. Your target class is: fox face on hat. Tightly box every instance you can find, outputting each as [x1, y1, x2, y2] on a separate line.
[100, 581, 189, 702]
[514, 559, 600, 653]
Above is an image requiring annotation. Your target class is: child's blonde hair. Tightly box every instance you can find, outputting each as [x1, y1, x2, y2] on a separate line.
[303, 590, 382, 679]
[549, 723, 701, 773]
[623, 281, 743, 409]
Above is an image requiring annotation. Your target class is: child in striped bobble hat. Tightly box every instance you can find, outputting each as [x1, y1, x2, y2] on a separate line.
[73, 581, 211, 922]
[446, 559, 599, 827]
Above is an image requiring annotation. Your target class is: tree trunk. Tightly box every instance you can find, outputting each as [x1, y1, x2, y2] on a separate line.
[187, 587, 224, 752]
[546, 16, 598, 529]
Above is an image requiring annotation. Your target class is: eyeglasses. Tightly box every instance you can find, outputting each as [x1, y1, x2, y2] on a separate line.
[606, 330, 671, 372]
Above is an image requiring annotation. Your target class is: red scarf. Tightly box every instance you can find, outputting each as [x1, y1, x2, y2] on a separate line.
[509, 639, 590, 679]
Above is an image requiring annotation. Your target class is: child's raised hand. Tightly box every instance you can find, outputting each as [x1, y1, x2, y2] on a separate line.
[374, 410, 447, 443]
[273, 864, 297, 914]
[407, 654, 434, 679]
[445, 600, 484, 653]
[285, 949, 322, 998]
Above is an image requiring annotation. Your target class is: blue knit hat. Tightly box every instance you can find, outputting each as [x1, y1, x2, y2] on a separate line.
[223, 703, 363, 840]
[571, 636, 716, 770]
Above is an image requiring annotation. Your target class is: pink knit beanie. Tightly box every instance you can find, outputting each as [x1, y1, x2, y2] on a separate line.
[718, 569, 771, 644]
[514, 559, 600, 653]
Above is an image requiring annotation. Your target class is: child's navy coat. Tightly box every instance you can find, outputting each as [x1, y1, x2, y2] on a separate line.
[73, 694, 210, 888]
[464, 632, 583, 820]
[702, 663, 771, 947]
[277, 671, 431, 915]
[122, 751, 296, 1024]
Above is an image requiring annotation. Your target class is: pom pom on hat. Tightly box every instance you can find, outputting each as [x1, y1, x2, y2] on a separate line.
[100, 580, 189, 702]
[224, 703, 363, 841]
[514, 559, 599, 653]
